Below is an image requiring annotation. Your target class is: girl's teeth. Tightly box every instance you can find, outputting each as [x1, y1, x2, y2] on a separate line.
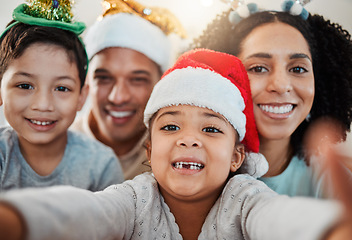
[260, 104, 293, 114]
[174, 162, 204, 170]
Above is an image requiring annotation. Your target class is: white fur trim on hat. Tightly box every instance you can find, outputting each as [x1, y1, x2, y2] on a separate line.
[144, 67, 247, 141]
[84, 13, 172, 72]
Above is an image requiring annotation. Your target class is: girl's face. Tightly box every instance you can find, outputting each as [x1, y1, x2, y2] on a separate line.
[0, 43, 87, 147]
[238, 22, 314, 142]
[148, 105, 244, 203]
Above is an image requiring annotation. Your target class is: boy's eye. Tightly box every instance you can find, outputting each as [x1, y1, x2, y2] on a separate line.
[161, 124, 179, 131]
[202, 127, 222, 133]
[55, 86, 70, 92]
[16, 83, 34, 90]
[290, 66, 308, 74]
[248, 66, 268, 73]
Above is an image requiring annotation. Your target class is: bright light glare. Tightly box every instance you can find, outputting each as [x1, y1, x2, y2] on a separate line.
[200, 0, 213, 7]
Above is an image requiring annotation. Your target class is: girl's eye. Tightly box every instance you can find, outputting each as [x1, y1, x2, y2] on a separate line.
[16, 83, 34, 90]
[161, 124, 179, 131]
[290, 66, 308, 74]
[248, 66, 268, 73]
[55, 86, 70, 92]
[202, 127, 222, 133]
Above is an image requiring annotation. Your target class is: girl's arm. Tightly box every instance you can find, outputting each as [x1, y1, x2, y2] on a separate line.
[0, 185, 135, 240]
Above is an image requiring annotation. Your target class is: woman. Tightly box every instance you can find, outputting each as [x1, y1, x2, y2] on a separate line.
[192, 3, 352, 197]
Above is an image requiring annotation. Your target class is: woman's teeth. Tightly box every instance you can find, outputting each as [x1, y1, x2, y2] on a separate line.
[259, 104, 293, 114]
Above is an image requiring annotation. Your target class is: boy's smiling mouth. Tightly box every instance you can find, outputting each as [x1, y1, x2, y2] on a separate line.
[26, 118, 57, 126]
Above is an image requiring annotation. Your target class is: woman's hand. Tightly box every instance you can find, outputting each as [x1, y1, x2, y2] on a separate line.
[305, 118, 352, 240]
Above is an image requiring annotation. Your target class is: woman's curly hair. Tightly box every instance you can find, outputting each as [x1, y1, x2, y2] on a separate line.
[192, 10, 352, 160]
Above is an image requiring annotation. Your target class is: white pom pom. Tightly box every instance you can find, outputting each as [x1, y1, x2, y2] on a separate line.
[239, 152, 269, 178]
[237, 4, 250, 18]
[290, 2, 303, 16]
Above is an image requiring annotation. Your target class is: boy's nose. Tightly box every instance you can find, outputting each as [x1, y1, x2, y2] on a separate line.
[31, 90, 54, 111]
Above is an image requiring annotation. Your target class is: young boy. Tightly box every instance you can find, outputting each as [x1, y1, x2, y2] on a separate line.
[0, 48, 350, 240]
[0, 1, 124, 191]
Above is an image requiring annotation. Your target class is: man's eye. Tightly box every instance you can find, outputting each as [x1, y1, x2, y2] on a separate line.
[94, 75, 113, 83]
[161, 125, 179, 131]
[16, 83, 34, 90]
[202, 127, 222, 133]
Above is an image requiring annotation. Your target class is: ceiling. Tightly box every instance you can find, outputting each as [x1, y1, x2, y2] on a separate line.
[1, 0, 351, 40]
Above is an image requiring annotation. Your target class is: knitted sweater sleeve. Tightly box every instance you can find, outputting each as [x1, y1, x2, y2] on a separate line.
[0, 183, 137, 240]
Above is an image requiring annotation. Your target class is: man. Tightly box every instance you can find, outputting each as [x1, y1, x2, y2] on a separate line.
[71, 0, 187, 179]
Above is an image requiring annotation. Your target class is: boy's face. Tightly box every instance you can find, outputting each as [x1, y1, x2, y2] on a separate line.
[149, 105, 244, 203]
[0, 43, 87, 146]
[87, 47, 160, 147]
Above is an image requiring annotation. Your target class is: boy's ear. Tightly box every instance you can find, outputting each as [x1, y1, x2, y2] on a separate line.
[230, 145, 245, 172]
[76, 84, 89, 111]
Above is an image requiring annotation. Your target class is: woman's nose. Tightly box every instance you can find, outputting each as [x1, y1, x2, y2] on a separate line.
[267, 69, 293, 94]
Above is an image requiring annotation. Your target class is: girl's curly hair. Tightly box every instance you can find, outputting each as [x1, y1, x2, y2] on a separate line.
[192, 10, 352, 160]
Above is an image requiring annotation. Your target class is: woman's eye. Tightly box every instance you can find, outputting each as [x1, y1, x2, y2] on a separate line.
[161, 124, 179, 131]
[202, 127, 222, 133]
[290, 66, 307, 74]
[16, 83, 34, 90]
[248, 66, 268, 73]
[55, 86, 70, 92]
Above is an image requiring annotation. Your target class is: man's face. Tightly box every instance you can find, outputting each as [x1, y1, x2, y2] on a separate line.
[87, 47, 161, 145]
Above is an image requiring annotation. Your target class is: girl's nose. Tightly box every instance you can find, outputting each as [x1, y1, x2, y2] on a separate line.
[176, 135, 202, 148]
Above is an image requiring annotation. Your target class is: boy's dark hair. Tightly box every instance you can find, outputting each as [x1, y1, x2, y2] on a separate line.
[0, 20, 87, 88]
[193, 10, 352, 160]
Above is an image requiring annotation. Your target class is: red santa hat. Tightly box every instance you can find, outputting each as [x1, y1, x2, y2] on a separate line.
[144, 48, 268, 177]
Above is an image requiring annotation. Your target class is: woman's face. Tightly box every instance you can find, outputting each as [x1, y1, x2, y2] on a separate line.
[238, 22, 314, 142]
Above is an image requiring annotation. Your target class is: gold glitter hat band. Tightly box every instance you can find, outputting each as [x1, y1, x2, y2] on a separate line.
[101, 0, 187, 38]
[84, 0, 190, 72]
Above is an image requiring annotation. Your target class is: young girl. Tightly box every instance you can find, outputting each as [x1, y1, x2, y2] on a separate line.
[0, 1, 124, 191]
[0, 49, 349, 240]
[192, 0, 352, 197]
